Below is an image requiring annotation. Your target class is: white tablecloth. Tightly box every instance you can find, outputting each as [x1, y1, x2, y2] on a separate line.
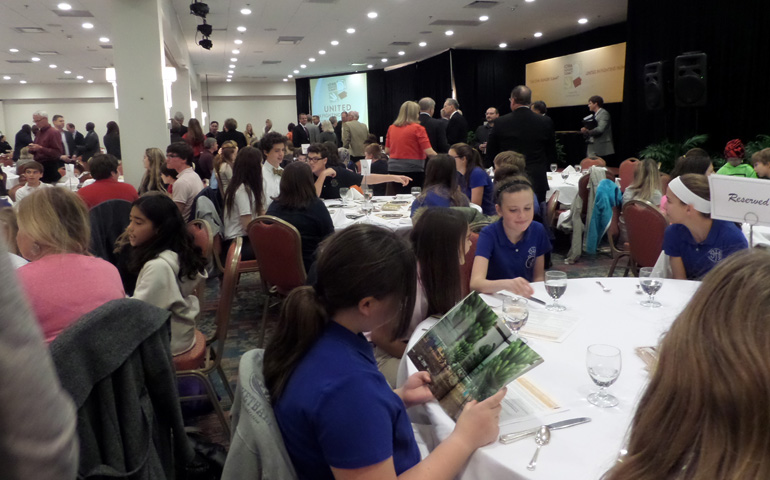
[325, 195, 414, 233]
[406, 276, 700, 480]
[545, 173, 582, 205]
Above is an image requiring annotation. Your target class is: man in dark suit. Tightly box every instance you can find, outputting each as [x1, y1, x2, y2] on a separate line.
[443, 98, 469, 146]
[418, 97, 450, 154]
[486, 85, 557, 203]
[292, 113, 311, 148]
[334, 111, 347, 147]
[66, 123, 84, 149]
[215, 118, 247, 149]
[75, 122, 101, 162]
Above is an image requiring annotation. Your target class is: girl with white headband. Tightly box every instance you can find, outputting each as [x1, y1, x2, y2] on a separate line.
[662, 173, 747, 279]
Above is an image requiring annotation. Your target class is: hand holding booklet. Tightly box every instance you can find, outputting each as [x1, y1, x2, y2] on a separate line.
[407, 292, 544, 420]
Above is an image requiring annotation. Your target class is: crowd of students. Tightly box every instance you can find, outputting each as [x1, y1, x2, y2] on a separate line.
[0, 104, 764, 480]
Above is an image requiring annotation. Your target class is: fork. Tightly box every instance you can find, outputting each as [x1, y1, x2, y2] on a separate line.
[595, 281, 611, 293]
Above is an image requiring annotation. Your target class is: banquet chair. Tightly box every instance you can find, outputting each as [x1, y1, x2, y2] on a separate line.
[545, 190, 560, 229]
[247, 215, 307, 348]
[187, 218, 215, 311]
[606, 206, 631, 276]
[577, 168, 615, 224]
[580, 156, 606, 170]
[89, 199, 132, 266]
[460, 232, 479, 296]
[618, 158, 639, 193]
[174, 236, 242, 440]
[623, 199, 668, 275]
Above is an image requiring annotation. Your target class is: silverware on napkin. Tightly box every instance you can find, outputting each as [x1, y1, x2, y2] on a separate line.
[499, 417, 591, 444]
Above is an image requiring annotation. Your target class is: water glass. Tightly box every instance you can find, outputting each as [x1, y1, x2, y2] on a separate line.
[550, 163, 558, 173]
[638, 267, 663, 308]
[411, 186, 422, 199]
[339, 187, 350, 206]
[362, 188, 374, 220]
[502, 297, 529, 341]
[586, 344, 621, 408]
[561, 171, 569, 181]
[544, 270, 567, 311]
[575, 165, 582, 174]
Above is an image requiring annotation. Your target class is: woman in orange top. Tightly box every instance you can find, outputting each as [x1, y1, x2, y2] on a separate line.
[385, 101, 437, 193]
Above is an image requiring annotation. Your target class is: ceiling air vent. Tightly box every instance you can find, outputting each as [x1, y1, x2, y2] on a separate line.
[305, 0, 339, 3]
[34, 51, 59, 55]
[262, 60, 281, 65]
[100, 45, 113, 49]
[15, 27, 47, 34]
[464, 1, 500, 8]
[52, 10, 94, 17]
[6, 60, 32, 64]
[430, 19, 483, 27]
[276, 36, 303, 45]
[390, 42, 412, 46]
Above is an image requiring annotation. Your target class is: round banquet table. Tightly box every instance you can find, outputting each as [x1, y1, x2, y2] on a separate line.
[325, 196, 414, 233]
[406, 276, 700, 480]
[545, 172, 582, 206]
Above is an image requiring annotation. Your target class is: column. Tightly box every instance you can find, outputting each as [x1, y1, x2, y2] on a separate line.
[171, 68, 192, 123]
[111, 0, 171, 187]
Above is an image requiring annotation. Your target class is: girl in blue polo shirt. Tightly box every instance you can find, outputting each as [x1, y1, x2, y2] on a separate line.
[264, 224, 506, 480]
[470, 176, 552, 297]
[451, 143, 495, 215]
[663, 173, 748, 280]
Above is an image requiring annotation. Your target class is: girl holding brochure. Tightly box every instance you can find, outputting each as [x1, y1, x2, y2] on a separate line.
[662, 174, 747, 280]
[470, 176, 551, 297]
[265, 224, 505, 480]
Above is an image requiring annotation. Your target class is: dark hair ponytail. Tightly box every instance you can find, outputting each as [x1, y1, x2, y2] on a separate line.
[264, 224, 416, 401]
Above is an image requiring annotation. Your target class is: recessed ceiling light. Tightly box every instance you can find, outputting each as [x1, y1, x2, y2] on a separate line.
[367, 12, 378, 19]
[82, 22, 94, 29]
[234, 39, 243, 45]
[57, 3, 72, 10]
[232, 49, 240, 54]
[381, 58, 388, 63]
[309, 57, 315, 62]
[3, 76, 10, 80]
[240, 8, 252, 15]
[49, 64, 57, 69]
[525, 0, 535, 2]
[99, 37, 110, 43]
[534, 32, 543, 37]
[288, 74, 293, 78]
[237, 26, 247, 32]
[228, 70, 234, 74]
[87, 80, 93, 83]
[578, 18, 588, 24]
[227, 75, 232, 78]
[76, 75, 83, 79]
[367, 64, 373, 68]
[9, 48, 19, 53]
[64, 70, 71, 74]
[331, 40, 339, 46]
[226, 79, 232, 82]
[283, 78, 288, 82]
[319, 50, 326, 55]
[445, 30, 454, 36]
[230, 57, 238, 62]
[31, 57, 40, 62]
[300, 64, 307, 68]
[346, 28, 356, 34]
[293, 69, 299, 74]
[229, 64, 235, 68]
[20, 80, 27, 84]
[419, 41, 427, 47]
[499, 43, 507, 48]
[398, 51, 405, 56]
[479, 15, 489, 21]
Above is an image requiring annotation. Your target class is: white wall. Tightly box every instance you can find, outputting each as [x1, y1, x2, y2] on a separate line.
[0, 80, 297, 148]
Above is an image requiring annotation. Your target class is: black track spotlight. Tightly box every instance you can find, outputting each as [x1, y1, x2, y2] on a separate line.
[190, 1, 209, 18]
[198, 38, 213, 50]
[197, 22, 212, 37]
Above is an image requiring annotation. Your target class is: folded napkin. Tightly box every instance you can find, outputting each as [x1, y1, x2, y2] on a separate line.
[349, 187, 364, 200]
[331, 207, 349, 227]
[562, 165, 576, 175]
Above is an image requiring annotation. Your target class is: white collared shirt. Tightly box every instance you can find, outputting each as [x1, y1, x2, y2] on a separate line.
[262, 161, 282, 209]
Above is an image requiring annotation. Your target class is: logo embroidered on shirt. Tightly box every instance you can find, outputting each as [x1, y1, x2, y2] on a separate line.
[707, 248, 723, 263]
[526, 246, 537, 269]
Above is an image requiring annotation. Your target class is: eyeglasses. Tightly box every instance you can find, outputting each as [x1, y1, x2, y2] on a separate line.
[166, 153, 179, 158]
[307, 156, 323, 163]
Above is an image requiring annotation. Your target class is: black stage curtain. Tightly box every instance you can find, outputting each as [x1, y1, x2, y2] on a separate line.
[622, 0, 770, 159]
[294, 77, 311, 118]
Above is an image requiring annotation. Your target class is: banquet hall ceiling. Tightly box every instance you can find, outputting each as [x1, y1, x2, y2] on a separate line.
[0, 0, 627, 85]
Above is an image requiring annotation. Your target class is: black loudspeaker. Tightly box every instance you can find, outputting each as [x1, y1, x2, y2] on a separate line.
[644, 61, 665, 110]
[674, 52, 707, 107]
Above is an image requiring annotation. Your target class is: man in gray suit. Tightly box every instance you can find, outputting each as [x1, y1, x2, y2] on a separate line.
[342, 110, 369, 169]
[307, 114, 321, 143]
[581, 95, 614, 160]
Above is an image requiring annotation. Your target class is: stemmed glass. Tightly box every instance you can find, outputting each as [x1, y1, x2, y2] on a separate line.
[339, 187, 350, 207]
[561, 170, 569, 181]
[550, 163, 558, 173]
[502, 297, 529, 342]
[586, 344, 621, 408]
[361, 188, 374, 222]
[544, 270, 567, 311]
[638, 267, 663, 308]
[411, 186, 422, 200]
[575, 165, 583, 175]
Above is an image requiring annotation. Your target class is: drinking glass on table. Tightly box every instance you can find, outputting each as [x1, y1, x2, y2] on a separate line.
[638, 267, 663, 308]
[339, 187, 350, 206]
[550, 163, 558, 173]
[411, 186, 422, 200]
[586, 344, 621, 408]
[575, 165, 582, 175]
[561, 170, 569, 181]
[502, 297, 529, 342]
[544, 270, 567, 311]
[362, 188, 374, 221]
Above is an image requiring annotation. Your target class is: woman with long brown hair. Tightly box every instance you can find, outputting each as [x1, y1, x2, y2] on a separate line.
[410, 154, 469, 216]
[139, 147, 167, 194]
[222, 146, 264, 261]
[214, 140, 237, 194]
[451, 142, 494, 215]
[183, 118, 205, 158]
[603, 249, 770, 480]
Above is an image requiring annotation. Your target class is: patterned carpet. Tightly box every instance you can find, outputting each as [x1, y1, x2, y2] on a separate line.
[187, 230, 629, 445]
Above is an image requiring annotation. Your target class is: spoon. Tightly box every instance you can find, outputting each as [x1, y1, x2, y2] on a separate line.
[526, 425, 551, 471]
[596, 281, 611, 293]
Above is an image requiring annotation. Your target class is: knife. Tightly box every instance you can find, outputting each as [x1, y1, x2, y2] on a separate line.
[499, 417, 591, 444]
[528, 296, 547, 306]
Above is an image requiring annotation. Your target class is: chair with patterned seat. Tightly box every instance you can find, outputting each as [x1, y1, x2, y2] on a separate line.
[247, 215, 307, 348]
[623, 199, 668, 275]
[580, 156, 606, 171]
[618, 158, 640, 193]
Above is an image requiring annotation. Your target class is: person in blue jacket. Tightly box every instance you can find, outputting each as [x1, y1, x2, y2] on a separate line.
[410, 154, 469, 216]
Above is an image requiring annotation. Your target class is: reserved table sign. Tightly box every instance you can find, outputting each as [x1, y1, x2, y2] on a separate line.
[709, 175, 770, 227]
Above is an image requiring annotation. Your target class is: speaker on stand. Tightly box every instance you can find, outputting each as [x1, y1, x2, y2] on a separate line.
[643, 61, 665, 110]
[674, 52, 707, 107]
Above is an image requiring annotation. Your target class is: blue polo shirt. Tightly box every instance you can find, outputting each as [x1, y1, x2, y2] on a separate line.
[410, 190, 451, 216]
[663, 220, 748, 280]
[274, 321, 420, 479]
[475, 220, 552, 281]
[459, 167, 495, 215]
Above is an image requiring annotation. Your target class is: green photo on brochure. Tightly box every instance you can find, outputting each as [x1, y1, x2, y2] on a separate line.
[407, 291, 544, 420]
